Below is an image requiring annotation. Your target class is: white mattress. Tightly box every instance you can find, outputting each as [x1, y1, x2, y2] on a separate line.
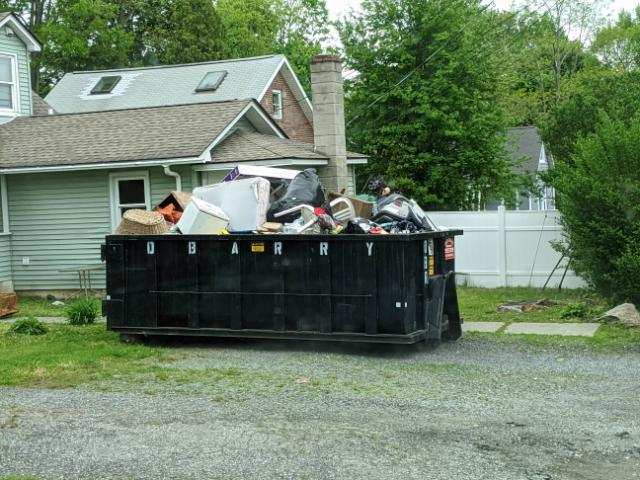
[193, 177, 271, 232]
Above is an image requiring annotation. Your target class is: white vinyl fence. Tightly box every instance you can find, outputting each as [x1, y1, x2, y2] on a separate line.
[429, 206, 585, 288]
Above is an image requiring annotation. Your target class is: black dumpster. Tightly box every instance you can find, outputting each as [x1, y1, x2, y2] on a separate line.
[102, 230, 463, 344]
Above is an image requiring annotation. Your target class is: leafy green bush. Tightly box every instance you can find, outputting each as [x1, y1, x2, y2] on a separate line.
[551, 115, 640, 304]
[8, 316, 48, 335]
[560, 303, 589, 319]
[66, 298, 99, 325]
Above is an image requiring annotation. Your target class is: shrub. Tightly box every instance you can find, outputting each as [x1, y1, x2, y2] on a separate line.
[8, 316, 48, 335]
[551, 115, 640, 304]
[66, 298, 99, 325]
[560, 303, 588, 319]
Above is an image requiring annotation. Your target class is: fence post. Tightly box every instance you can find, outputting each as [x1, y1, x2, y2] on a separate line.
[497, 205, 507, 287]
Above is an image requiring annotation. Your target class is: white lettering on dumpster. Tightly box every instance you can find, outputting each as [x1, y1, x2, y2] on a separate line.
[319, 242, 328, 256]
[147, 241, 155, 255]
[274, 242, 282, 255]
[231, 242, 239, 255]
[366, 242, 374, 256]
[188, 242, 196, 255]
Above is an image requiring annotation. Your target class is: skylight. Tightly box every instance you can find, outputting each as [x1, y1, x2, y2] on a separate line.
[90, 75, 121, 95]
[195, 71, 227, 92]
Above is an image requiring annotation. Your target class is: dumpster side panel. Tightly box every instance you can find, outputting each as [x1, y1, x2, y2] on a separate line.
[375, 242, 407, 335]
[242, 240, 285, 330]
[104, 232, 463, 344]
[104, 242, 125, 328]
[197, 239, 242, 329]
[156, 239, 194, 328]
[330, 241, 376, 333]
[124, 240, 157, 328]
[283, 240, 331, 332]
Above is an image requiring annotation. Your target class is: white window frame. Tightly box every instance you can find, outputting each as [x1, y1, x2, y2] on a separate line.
[109, 171, 151, 230]
[0, 53, 19, 116]
[272, 89, 283, 120]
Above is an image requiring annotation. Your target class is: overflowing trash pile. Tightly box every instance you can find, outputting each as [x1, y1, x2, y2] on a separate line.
[115, 166, 438, 236]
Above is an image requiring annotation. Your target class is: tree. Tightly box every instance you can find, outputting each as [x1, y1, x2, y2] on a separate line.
[552, 115, 640, 303]
[35, 0, 135, 93]
[277, 0, 332, 91]
[542, 67, 640, 164]
[216, 0, 280, 58]
[339, 0, 516, 210]
[132, 0, 226, 66]
[517, 0, 608, 104]
[217, 0, 331, 90]
[495, 10, 597, 126]
[592, 7, 640, 72]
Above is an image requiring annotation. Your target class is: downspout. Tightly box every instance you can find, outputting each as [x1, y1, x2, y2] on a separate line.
[163, 165, 182, 192]
[1, 175, 9, 234]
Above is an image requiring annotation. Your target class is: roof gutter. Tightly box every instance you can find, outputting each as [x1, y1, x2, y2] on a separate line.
[0, 156, 206, 175]
[1, 174, 9, 234]
[163, 165, 182, 192]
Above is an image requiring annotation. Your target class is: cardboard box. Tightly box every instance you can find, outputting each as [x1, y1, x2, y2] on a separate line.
[0, 292, 18, 318]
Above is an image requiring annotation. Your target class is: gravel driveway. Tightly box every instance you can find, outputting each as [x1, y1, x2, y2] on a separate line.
[1, 336, 639, 480]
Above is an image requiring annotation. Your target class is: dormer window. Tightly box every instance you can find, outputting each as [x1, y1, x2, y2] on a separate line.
[195, 70, 227, 92]
[91, 75, 121, 95]
[272, 89, 283, 120]
[0, 54, 16, 111]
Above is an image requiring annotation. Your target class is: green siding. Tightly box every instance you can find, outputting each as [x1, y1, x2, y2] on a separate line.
[0, 26, 32, 122]
[0, 234, 11, 284]
[6, 165, 193, 291]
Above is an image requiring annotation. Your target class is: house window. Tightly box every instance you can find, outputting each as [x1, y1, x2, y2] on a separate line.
[91, 75, 121, 95]
[109, 172, 150, 230]
[272, 90, 283, 120]
[195, 71, 228, 92]
[0, 54, 17, 111]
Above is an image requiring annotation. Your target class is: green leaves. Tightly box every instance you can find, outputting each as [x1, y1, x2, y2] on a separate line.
[552, 115, 640, 303]
[10, 0, 331, 95]
[340, 0, 515, 209]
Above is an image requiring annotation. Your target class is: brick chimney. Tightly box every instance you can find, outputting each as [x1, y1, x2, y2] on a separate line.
[310, 54, 350, 193]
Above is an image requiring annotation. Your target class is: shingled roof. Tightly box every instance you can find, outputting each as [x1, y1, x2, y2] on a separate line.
[31, 91, 55, 116]
[506, 126, 546, 175]
[44, 54, 312, 122]
[0, 100, 251, 169]
[212, 131, 368, 163]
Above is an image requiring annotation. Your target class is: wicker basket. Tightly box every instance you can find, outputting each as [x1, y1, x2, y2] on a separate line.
[115, 209, 169, 235]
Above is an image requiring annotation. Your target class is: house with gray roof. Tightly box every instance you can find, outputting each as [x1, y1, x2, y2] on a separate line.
[485, 126, 555, 211]
[0, 12, 364, 293]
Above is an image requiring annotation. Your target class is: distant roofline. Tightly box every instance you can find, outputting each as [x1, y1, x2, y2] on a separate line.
[70, 54, 283, 75]
[507, 125, 540, 131]
[5, 98, 251, 120]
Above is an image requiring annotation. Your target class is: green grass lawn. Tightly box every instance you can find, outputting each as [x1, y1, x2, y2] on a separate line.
[457, 286, 640, 349]
[0, 324, 163, 388]
[0, 288, 637, 390]
[457, 286, 607, 324]
[9, 296, 101, 318]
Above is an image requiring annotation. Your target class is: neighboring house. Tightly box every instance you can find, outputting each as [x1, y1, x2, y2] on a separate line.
[0, 12, 365, 293]
[485, 126, 555, 211]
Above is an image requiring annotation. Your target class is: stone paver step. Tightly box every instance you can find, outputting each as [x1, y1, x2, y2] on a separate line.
[462, 322, 504, 333]
[504, 322, 600, 337]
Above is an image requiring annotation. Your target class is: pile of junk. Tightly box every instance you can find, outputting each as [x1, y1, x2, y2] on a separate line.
[114, 166, 439, 236]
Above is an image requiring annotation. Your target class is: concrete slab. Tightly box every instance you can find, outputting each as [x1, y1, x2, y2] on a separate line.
[504, 322, 600, 337]
[462, 322, 505, 333]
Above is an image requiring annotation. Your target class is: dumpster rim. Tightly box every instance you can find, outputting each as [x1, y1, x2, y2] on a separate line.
[106, 229, 463, 242]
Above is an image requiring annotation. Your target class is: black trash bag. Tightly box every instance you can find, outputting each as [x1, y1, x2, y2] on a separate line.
[343, 218, 379, 234]
[267, 168, 328, 223]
